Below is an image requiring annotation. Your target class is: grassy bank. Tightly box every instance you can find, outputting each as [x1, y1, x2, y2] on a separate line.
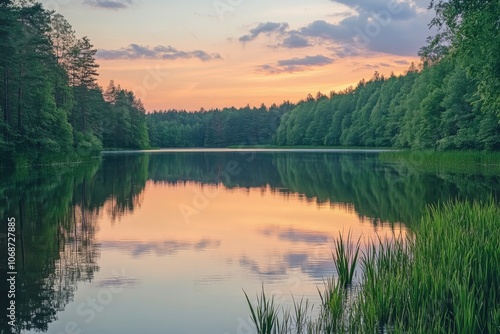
[245, 200, 500, 333]
[0, 149, 101, 168]
[380, 150, 500, 174]
[226, 145, 391, 150]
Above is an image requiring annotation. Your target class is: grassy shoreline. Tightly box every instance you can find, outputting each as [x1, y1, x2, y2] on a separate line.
[0, 152, 101, 168]
[380, 150, 500, 164]
[245, 200, 500, 333]
[226, 145, 392, 150]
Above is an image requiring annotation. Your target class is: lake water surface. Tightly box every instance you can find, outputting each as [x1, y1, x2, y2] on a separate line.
[1, 150, 498, 333]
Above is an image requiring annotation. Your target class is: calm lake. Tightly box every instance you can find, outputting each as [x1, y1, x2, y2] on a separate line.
[1, 150, 498, 334]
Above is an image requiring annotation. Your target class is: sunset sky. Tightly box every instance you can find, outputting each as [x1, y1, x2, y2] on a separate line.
[43, 0, 435, 111]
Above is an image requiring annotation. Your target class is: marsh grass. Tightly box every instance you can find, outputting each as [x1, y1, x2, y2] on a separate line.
[380, 150, 500, 175]
[245, 200, 500, 333]
[244, 285, 281, 334]
[333, 232, 361, 289]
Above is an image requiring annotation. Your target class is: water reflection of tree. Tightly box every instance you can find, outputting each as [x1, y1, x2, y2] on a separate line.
[272, 153, 426, 224]
[145, 152, 500, 225]
[2, 152, 498, 331]
[147, 152, 283, 189]
[0, 155, 149, 332]
[0, 162, 101, 332]
[85, 154, 149, 222]
[273, 153, 500, 224]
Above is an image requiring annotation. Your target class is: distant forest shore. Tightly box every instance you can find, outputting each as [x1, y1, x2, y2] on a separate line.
[1, 1, 498, 166]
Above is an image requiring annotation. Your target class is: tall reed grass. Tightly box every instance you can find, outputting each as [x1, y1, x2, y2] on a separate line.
[244, 200, 500, 333]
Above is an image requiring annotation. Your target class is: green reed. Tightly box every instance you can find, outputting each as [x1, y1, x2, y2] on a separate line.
[244, 200, 500, 333]
[244, 285, 281, 334]
[333, 231, 361, 289]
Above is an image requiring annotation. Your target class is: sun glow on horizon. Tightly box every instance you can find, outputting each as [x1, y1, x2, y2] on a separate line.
[96, 53, 418, 112]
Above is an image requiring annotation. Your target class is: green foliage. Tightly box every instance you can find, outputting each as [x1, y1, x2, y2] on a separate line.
[74, 131, 102, 154]
[276, 60, 499, 150]
[429, 0, 500, 118]
[102, 81, 149, 149]
[146, 102, 293, 148]
[0, 2, 150, 165]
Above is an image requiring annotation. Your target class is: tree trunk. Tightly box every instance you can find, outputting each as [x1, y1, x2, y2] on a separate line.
[81, 87, 86, 132]
[17, 62, 22, 136]
[3, 68, 10, 140]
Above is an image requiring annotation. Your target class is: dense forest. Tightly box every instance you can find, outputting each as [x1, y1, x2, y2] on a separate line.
[0, 0, 148, 164]
[275, 60, 500, 150]
[146, 57, 499, 150]
[147, 102, 294, 148]
[1, 0, 499, 165]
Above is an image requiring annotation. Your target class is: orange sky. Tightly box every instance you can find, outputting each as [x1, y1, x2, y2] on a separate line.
[96, 52, 418, 111]
[49, 0, 434, 111]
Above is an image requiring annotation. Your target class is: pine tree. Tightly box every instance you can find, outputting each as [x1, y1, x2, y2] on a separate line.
[69, 36, 99, 133]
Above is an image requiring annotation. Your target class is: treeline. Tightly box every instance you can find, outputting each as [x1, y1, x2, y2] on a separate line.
[147, 102, 294, 148]
[0, 1, 148, 164]
[276, 60, 500, 150]
[146, 56, 500, 150]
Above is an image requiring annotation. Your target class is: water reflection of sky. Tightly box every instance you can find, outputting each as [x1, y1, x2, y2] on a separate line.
[36, 181, 405, 334]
